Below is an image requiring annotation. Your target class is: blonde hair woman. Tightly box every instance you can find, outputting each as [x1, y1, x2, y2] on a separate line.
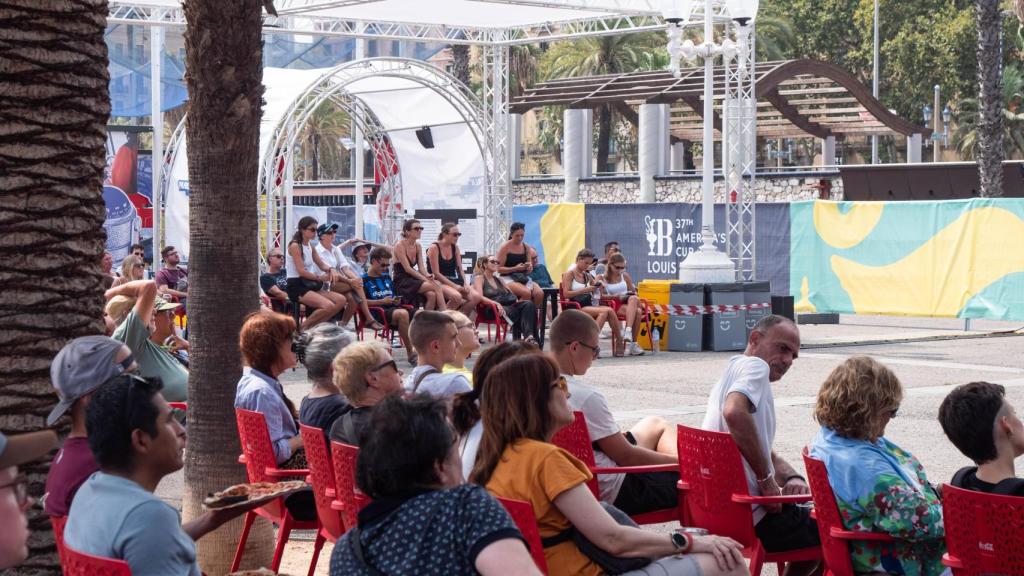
[112, 255, 145, 287]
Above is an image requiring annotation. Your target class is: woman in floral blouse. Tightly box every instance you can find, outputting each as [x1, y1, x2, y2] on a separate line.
[809, 356, 945, 576]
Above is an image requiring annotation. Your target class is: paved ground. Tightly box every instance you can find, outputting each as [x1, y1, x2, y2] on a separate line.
[156, 314, 1024, 575]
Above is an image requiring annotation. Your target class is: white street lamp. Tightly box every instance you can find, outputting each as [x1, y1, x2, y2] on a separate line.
[661, 0, 758, 282]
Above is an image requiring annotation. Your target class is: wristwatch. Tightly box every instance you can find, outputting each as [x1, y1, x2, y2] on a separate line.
[670, 532, 690, 554]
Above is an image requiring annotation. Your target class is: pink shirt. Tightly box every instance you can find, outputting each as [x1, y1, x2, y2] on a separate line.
[44, 437, 98, 517]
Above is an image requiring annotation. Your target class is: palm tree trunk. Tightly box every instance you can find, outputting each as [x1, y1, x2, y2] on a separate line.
[976, 0, 1004, 196]
[0, 2, 109, 573]
[181, 0, 272, 572]
[597, 104, 611, 173]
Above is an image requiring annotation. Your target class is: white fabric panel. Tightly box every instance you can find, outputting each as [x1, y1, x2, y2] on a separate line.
[260, 68, 329, 159]
[304, 0, 610, 27]
[165, 137, 190, 261]
[387, 123, 484, 213]
[350, 84, 466, 127]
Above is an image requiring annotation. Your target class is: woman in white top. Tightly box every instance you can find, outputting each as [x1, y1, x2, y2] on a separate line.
[598, 252, 645, 356]
[561, 248, 624, 357]
[286, 216, 346, 331]
[315, 223, 384, 331]
[451, 341, 540, 481]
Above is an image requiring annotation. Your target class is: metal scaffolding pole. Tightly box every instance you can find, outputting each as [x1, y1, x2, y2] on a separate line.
[724, 20, 757, 281]
[481, 40, 511, 255]
[150, 26, 164, 257]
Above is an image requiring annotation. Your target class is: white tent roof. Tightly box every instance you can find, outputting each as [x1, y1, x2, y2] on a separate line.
[109, 0, 664, 44]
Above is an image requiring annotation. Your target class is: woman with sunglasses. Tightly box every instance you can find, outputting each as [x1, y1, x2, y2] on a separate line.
[443, 311, 481, 382]
[286, 216, 347, 331]
[112, 255, 145, 288]
[428, 222, 481, 315]
[473, 255, 539, 343]
[473, 354, 746, 576]
[562, 248, 625, 357]
[328, 341, 405, 446]
[597, 253, 645, 356]
[393, 219, 446, 311]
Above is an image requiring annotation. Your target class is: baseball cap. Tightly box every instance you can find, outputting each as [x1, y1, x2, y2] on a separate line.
[0, 430, 57, 468]
[316, 223, 339, 236]
[155, 299, 181, 312]
[47, 336, 130, 426]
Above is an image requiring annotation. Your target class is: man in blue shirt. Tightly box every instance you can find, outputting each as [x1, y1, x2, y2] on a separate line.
[64, 375, 260, 575]
[363, 247, 413, 359]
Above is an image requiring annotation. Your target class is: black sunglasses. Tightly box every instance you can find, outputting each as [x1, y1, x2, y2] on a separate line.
[571, 340, 601, 359]
[370, 359, 398, 373]
[412, 226, 424, 231]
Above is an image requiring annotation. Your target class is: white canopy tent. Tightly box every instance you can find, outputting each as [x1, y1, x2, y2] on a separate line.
[111, 0, 669, 255]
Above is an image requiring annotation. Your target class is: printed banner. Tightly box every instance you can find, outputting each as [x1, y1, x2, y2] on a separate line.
[791, 199, 1024, 320]
[104, 126, 153, 264]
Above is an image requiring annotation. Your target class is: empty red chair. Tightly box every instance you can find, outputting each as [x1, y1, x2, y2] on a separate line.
[299, 424, 343, 576]
[475, 301, 506, 342]
[51, 515, 67, 564]
[330, 441, 370, 532]
[231, 409, 318, 574]
[941, 482, 1024, 575]
[676, 424, 821, 576]
[61, 543, 132, 575]
[497, 496, 549, 575]
[802, 448, 895, 576]
[551, 411, 678, 525]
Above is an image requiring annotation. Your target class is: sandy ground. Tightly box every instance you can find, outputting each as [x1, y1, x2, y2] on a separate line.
[154, 314, 1024, 575]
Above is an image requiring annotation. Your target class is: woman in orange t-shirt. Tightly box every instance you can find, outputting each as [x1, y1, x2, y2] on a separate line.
[472, 354, 747, 576]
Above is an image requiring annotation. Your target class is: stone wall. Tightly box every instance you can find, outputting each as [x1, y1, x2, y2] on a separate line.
[512, 173, 843, 205]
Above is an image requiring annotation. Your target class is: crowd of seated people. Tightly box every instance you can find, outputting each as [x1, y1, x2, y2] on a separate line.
[18, 240, 1024, 576]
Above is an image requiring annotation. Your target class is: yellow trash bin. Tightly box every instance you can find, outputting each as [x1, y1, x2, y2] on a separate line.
[637, 279, 676, 351]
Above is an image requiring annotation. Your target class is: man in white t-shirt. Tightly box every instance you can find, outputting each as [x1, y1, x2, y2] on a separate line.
[549, 309, 679, 515]
[702, 314, 820, 575]
[403, 310, 471, 398]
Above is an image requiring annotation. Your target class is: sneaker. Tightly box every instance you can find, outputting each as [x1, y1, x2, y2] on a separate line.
[628, 341, 645, 356]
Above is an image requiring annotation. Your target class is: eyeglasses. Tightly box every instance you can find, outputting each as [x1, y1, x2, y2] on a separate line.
[412, 226, 424, 231]
[269, 254, 283, 259]
[452, 232, 462, 237]
[305, 226, 317, 232]
[571, 340, 601, 359]
[612, 265, 626, 271]
[487, 259, 499, 264]
[0, 474, 30, 510]
[118, 373, 152, 426]
[370, 359, 398, 374]
[551, 376, 571, 399]
[133, 263, 144, 269]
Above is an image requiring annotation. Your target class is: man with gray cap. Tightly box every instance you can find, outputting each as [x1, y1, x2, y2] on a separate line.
[43, 336, 137, 518]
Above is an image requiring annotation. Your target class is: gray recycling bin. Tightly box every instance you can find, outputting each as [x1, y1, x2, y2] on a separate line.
[703, 283, 748, 351]
[743, 281, 772, 340]
[667, 283, 704, 352]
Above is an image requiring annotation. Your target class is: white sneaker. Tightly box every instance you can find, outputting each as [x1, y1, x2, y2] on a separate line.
[628, 341, 645, 356]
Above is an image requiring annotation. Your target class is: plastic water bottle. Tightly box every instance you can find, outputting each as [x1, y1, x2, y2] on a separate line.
[651, 324, 660, 354]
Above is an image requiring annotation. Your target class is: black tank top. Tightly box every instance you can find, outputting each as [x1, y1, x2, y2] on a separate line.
[428, 243, 461, 283]
[504, 248, 528, 268]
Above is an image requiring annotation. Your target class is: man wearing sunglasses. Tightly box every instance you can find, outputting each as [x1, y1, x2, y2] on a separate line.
[65, 376, 259, 575]
[44, 336, 138, 519]
[0, 429, 58, 569]
[549, 310, 681, 516]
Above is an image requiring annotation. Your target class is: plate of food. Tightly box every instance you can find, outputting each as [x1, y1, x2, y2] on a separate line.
[204, 480, 309, 510]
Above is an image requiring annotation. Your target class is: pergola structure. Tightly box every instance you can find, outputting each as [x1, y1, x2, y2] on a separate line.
[510, 58, 931, 156]
[109, 0, 684, 253]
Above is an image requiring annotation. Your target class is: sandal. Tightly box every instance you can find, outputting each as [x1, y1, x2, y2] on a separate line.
[366, 320, 386, 332]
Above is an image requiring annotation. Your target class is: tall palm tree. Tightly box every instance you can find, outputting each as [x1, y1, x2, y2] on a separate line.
[181, 0, 272, 572]
[451, 44, 470, 87]
[975, 0, 1005, 196]
[0, 2, 109, 572]
[754, 15, 797, 62]
[540, 33, 664, 170]
[953, 63, 1024, 159]
[298, 102, 351, 181]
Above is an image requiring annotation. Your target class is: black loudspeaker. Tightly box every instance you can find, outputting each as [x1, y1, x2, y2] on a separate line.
[415, 126, 434, 149]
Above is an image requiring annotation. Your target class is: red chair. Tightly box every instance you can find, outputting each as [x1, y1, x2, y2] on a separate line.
[599, 296, 653, 346]
[551, 411, 678, 525]
[475, 301, 506, 342]
[299, 424, 343, 576]
[941, 483, 1024, 574]
[330, 441, 370, 532]
[802, 448, 895, 576]
[168, 402, 187, 412]
[497, 496, 549, 575]
[231, 409, 318, 574]
[558, 282, 582, 312]
[676, 424, 821, 576]
[51, 515, 67, 564]
[61, 544, 132, 575]
[357, 304, 414, 344]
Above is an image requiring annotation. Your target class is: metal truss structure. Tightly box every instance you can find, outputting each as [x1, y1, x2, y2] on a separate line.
[723, 21, 757, 281]
[162, 58, 491, 264]
[481, 41, 511, 253]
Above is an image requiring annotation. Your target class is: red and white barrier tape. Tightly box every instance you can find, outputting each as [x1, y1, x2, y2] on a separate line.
[649, 302, 772, 316]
